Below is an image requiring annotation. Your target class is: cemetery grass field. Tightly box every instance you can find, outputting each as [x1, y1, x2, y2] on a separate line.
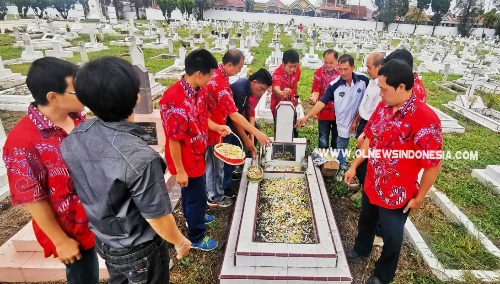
[0, 21, 500, 283]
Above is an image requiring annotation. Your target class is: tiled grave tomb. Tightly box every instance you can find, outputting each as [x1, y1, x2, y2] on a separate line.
[219, 102, 352, 283]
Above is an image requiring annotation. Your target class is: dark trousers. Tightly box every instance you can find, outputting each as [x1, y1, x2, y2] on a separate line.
[65, 246, 99, 284]
[95, 235, 170, 284]
[223, 133, 239, 189]
[181, 174, 207, 243]
[318, 119, 338, 149]
[353, 192, 410, 284]
[355, 118, 382, 236]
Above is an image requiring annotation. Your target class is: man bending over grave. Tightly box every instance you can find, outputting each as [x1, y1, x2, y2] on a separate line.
[296, 54, 368, 181]
[205, 49, 272, 207]
[222, 68, 273, 198]
[344, 59, 442, 284]
[3, 57, 98, 284]
[160, 49, 231, 252]
[382, 48, 426, 103]
[272, 49, 302, 138]
[309, 48, 340, 150]
[61, 57, 191, 283]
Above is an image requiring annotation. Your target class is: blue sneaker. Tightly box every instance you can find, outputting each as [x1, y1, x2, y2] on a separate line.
[191, 236, 218, 251]
[185, 215, 215, 227]
[204, 214, 215, 225]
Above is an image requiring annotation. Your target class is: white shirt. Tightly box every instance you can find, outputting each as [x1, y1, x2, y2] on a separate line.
[358, 78, 382, 121]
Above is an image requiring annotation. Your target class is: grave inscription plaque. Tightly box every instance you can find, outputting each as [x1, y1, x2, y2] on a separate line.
[134, 122, 158, 145]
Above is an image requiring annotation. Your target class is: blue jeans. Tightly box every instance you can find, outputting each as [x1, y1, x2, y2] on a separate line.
[205, 146, 225, 202]
[95, 235, 170, 284]
[65, 246, 99, 284]
[318, 119, 338, 149]
[182, 175, 207, 243]
[223, 134, 239, 190]
[336, 136, 350, 170]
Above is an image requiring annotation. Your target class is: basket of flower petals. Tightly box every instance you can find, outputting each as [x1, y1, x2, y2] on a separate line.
[247, 164, 263, 183]
[214, 133, 245, 166]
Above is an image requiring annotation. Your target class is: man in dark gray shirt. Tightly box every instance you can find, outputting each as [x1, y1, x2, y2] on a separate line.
[61, 57, 190, 284]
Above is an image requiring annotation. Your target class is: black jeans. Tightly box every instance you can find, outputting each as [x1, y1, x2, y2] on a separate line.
[65, 246, 99, 284]
[355, 118, 382, 237]
[96, 235, 170, 284]
[318, 119, 338, 149]
[181, 174, 207, 243]
[353, 192, 410, 284]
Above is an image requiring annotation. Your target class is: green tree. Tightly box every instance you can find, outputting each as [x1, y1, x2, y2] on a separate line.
[0, 0, 7, 20]
[245, 0, 254, 12]
[373, 0, 384, 30]
[430, 0, 451, 35]
[456, 0, 484, 37]
[131, 0, 149, 19]
[395, 0, 409, 30]
[412, 0, 431, 34]
[158, 0, 177, 20]
[378, 0, 398, 30]
[31, 0, 52, 17]
[52, 0, 78, 18]
[194, 0, 209, 20]
[11, 0, 34, 17]
[482, 8, 499, 28]
[178, 0, 194, 16]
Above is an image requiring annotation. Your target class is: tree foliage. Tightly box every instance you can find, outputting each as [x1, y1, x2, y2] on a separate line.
[394, 0, 409, 30]
[194, 0, 209, 20]
[51, 0, 78, 18]
[406, 5, 429, 24]
[0, 0, 7, 20]
[482, 8, 499, 28]
[378, 0, 398, 30]
[411, 0, 431, 33]
[31, 0, 51, 17]
[430, 0, 451, 35]
[158, 0, 177, 19]
[245, 0, 254, 12]
[178, 0, 194, 16]
[456, 0, 484, 37]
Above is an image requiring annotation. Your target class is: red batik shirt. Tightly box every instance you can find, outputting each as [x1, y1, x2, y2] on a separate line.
[413, 73, 427, 103]
[271, 64, 301, 119]
[206, 63, 238, 146]
[3, 104, 94, 258]
[363, 94, 443, 209]
[246, 95, 259, 118]
[311, 66, 339, 121]
[160, 77, 209, 178]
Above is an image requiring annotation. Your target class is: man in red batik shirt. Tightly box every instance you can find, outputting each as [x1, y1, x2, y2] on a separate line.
[205, 49, 271, 207]
[160, 49, 231, 252]
[345, 59, 442, 284]
[2, 58, 98, 284]
[271, 49, 301, 138]
[309, 49, 340, 149]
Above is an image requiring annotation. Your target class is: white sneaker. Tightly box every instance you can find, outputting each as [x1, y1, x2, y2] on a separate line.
[169, 259, 173, 269]
[373, 236, 384, 247]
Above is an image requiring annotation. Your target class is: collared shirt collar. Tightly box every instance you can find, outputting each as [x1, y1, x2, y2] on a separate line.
[218, 63, 229, 82]
[28, 103, 85, 132]
[180, 76, 200, 99]
[385, 93, 417, 118]
[322, 65, 339, 76]
[337, 72, 360, 86]
[96, 118, 151, 142]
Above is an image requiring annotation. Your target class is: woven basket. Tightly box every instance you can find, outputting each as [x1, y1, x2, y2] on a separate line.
[214, 133, 245, 166]
[247, 165, 263, 183]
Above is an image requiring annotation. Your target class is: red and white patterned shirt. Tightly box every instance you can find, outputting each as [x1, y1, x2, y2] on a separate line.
[206, 63, 238, 146]
[363, 94, 442, 209]
[160, 77, 209, 178]
[413, 73, 427, 103]
[271, 64, 301, 119]
[3, 104, 94, 258]
[311, 66, 339, 121]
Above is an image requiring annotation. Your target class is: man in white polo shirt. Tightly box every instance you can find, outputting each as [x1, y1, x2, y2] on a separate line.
[296, 54, 369, 180]
[351, 52, 385, 247]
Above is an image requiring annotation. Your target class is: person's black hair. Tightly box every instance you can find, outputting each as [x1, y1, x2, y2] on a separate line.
[384, 48, 413, 68]
[378, 59, 414, 91]
[323, 49, 338, 59]
[26, 57, 79, 106]
[338, 54, 354, 66]
[248, 68, 272, 86]
[222, 49, 244, 66]
[74, 56, 140, 122]
[185, 49, 218, 76]
[283, 49, 299, 65]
